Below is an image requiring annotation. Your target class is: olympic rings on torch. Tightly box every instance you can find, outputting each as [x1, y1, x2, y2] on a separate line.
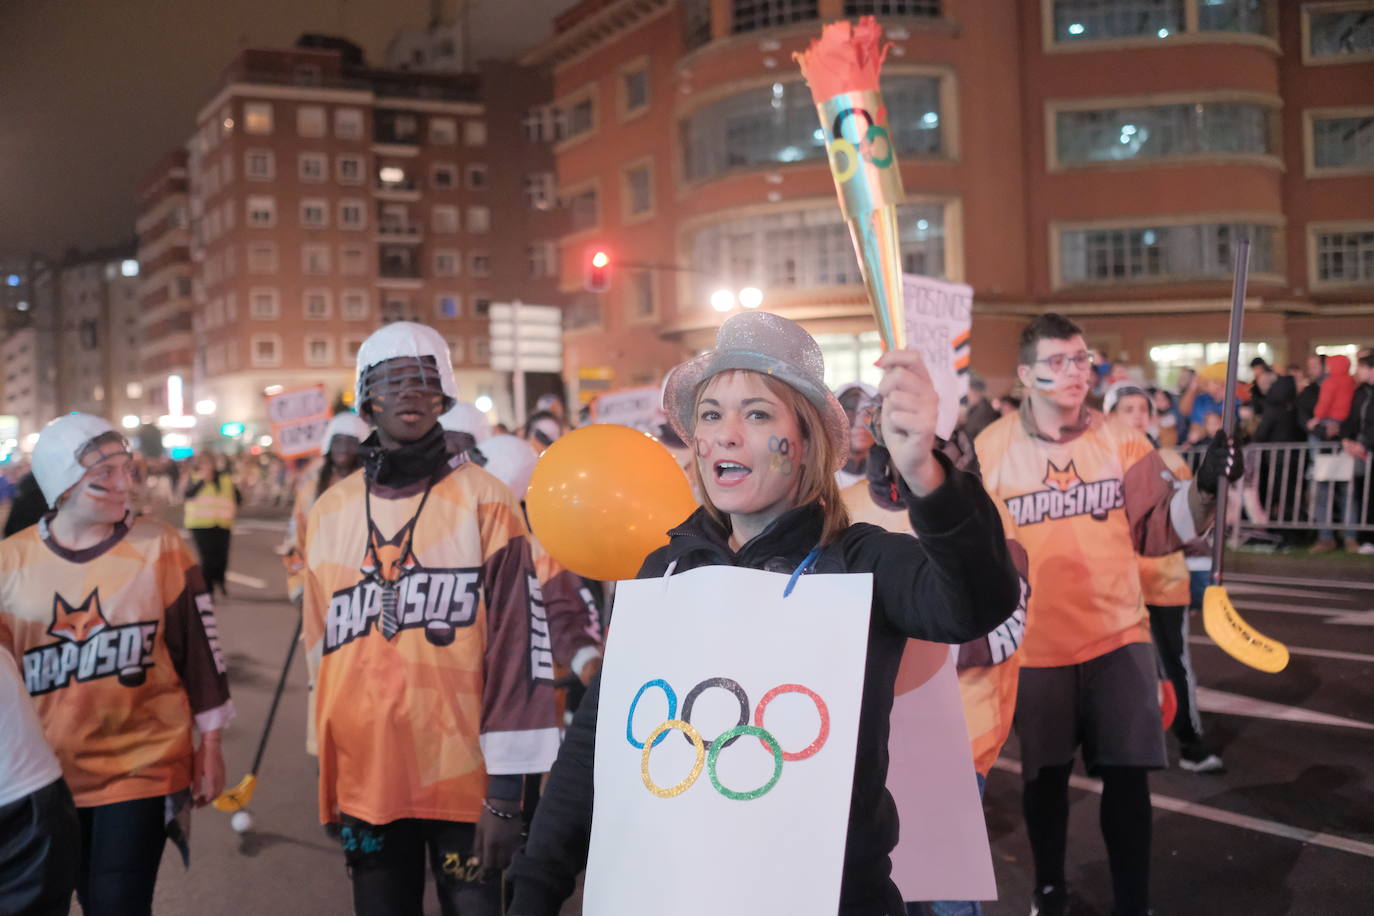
[628, 677, 830, 801]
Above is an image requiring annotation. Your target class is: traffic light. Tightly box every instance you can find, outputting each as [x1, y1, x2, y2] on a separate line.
[585, 249, 611, 293]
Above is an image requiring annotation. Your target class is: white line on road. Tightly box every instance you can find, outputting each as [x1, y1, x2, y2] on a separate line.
[226, 571, 268, 590]
[1189, 635, 1374, 665]
[991, 759, 1374, 860]
[1224, 582, 1350, 601]
[1195, 687, 1374, 731]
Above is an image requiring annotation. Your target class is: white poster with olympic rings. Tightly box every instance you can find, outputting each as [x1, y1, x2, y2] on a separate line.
[586, 565, 872, 916]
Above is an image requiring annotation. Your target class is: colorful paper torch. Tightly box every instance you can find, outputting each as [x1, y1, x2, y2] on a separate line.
[795, 17, 906, 351]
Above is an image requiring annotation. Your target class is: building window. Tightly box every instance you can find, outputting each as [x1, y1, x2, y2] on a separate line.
[299, 153, 328, 182]
[221, 156, 234, 184]
[1059, 221, 1276, 287]
[248, 243, 278, 274]
[472, 337, 491, 361]
[1051, 0, 1268, 43]
[302, 244, 331, 275]
[300, 199, 329, 229]
[337, 154, 365, 185]
[681, 75, 943, 183]
[381, 295, 410, 322]
[305, 336, 334, 367]
[294, 63, 322, 86]
[244, 101, 273, 134]
[467, 206, 491, 233]
[527, 242, 556, 278]
[690, 202, 947, 303]
[303, 289, 332, 320]
[470, 252, 491, 276]
[1311, 113, 1374, 171]
[430, 117, 457, 144]
[432, 205, 460, 233]
[623, 162, 654, 219]
[844, 1, 941, 15]
[630, 270, 655, 320]
[340, 244, 367, 274]
[380, 246, 420, 279]
[466, 164, 487, 190]
[1314, 228, 1374, 286]
[436, 294, 462, 319]
[432, 163, 458, 190]
[1055, 100, 1275, 166]
[562, 95, 595, 141]
[434, 249, 461, 276]
[250, 288, 280, 319]
[297, 105, 326, 137]
[342, 289, 370, 320]
[524, 172, 556, 210]
[335, 108, 364, 140]
[567, 187, 599, 232]
[339, 199, 367, 229]
[344, 334, 366, 363]
[731, 0, 819, 34]
[523, 105, 561, 142]
[449, 337, 466, 361]
[1306, 4, 1374, 62]
[251, 336, 279, 367]
[246, 195, 276, 228]
[464, 121, 487, 146]
[622, 66, 649, 116]
[245, 149, 274, 180]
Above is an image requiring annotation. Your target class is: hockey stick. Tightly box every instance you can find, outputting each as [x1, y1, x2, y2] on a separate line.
[213, 611, 303, 812]
[1201, 237, 1290, 673]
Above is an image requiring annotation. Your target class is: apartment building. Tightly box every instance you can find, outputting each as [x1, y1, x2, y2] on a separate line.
[523, 0, 1374, 396]
[181, 34, 568, 437]
[56, 245, 142, 421]
[135, 150, 195, 423]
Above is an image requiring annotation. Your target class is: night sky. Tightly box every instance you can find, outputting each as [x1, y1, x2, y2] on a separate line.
[0, 0, 570, 259]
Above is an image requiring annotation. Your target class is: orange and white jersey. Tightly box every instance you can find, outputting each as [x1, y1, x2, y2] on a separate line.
[0, 514, 233, 807]
[841, 480, 1028, 777]
[975, 407, 1197, 668]
[303, 453, 598, 826]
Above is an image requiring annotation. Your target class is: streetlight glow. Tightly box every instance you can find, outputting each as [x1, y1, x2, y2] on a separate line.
[711, 289, 736, 312]
[738, 287, 763, 309]
[121, 415, 140, 430]
[475, 395, 494, 413]
[195, 399, 217, 415]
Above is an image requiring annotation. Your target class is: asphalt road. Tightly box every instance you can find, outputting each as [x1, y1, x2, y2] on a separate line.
[131, 520, 1374, 915]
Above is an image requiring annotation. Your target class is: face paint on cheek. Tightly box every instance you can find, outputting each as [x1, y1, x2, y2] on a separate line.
[1033, 376, 1057, 392]
[695, 437, 711, 459]
[767, 437, 795, 476]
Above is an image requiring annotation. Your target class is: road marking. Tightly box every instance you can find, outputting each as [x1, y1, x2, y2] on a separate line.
[1224, 582, 1354, 602]
[992, 759, 1374, 860]
[1189, 635, 1374, 665]
[1195, 687, 1374, 731]
[232, 519, 289, 534]
[226, 572, 268, 590]
[1231, 600, 1374, 626]
[1227, 573, 1374, 593]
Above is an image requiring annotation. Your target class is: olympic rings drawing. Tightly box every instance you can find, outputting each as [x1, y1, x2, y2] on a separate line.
[627, 677, 830, 801]
[827, 106, 895, 183]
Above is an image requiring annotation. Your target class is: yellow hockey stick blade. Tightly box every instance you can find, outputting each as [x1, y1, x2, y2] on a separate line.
[1203, 585, 1289, 674]
[212, 774, 258, 812]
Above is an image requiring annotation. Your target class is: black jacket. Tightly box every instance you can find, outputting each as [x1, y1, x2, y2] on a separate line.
[1297, 380, 1321, 432]
[1341, 383, 1374, 451]
[508, 456, 1020, 915]
[1252, 375, 1304, 444]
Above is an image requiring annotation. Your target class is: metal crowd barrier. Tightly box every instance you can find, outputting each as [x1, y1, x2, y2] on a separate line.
[1177, 442, 1374, 539]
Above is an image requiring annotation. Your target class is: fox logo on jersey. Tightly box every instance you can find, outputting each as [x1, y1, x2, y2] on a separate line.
[324, 518, 483, 654]
[22, 589, 158, 695]
[1004, 459, 1124, 527]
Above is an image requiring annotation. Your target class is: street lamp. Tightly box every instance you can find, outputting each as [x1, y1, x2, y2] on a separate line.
[738, 287, 763, 309]
[195, 399, 217, 416]
[121, 415, 140, 430]
[710, 289, 736, 312]
[711, 286, 764, 313]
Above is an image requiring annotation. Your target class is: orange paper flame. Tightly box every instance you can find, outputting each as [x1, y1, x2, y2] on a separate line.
[793, 16, 891, 102]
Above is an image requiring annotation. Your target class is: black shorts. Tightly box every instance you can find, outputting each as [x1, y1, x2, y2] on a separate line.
[338, 813, 500, 916]
[0, 778, 80, 916]
[1014, 642, 1167, 780]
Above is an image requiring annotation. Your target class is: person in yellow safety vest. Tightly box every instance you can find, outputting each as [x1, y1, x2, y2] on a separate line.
[184, 453, 239, 595]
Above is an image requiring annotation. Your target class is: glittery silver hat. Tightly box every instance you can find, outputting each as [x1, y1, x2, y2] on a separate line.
[662, 311, 849, 471]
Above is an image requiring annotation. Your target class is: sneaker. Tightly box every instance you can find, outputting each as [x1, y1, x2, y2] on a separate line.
[1310, 539, 1338, 554]
[1030, 885, 1068, 916]
[1359, 543, 1374, 555]
[1179, 746, 1226, 773]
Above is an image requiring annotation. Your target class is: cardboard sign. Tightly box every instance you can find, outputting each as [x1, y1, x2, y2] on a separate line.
[587, 566, 872, 916]
[903, 274, 973, 440]
[590, 386, 665, 436]
[267, 385, 330, 459]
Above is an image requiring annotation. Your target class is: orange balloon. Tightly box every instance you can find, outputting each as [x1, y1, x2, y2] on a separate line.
[526, 425, 697, 581]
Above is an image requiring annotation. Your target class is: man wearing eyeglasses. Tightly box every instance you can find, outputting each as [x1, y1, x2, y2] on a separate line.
[973, 315, 1242, 916]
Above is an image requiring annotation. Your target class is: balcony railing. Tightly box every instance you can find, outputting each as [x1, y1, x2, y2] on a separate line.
[377, 224, 422, 241]
[379, 262, 422, 279]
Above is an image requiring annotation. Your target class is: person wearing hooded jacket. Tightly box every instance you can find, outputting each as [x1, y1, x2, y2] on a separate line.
[507, 311, 1022, 916]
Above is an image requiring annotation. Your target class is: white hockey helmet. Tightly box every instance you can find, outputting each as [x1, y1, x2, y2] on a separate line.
[439, 401, 492, 444]
[354, 322, 458, 417]
[475, 434, 539, 501]
[32, 413, 129, 507]
[320, 411, 372, 450]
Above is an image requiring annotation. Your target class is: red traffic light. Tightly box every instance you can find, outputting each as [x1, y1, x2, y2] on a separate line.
[585, 248, 611, 292]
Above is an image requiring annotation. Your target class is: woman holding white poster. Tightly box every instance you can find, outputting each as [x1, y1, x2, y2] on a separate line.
[508, 312, 1020, 916]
